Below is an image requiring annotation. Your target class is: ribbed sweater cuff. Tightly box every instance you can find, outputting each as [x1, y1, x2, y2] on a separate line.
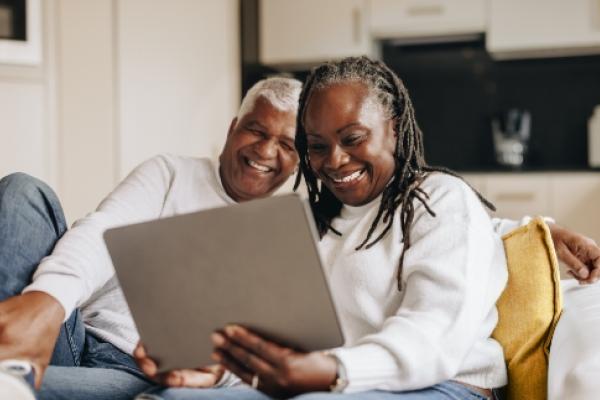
[332, 343, 400, 393]
[22, 274, 84, 322]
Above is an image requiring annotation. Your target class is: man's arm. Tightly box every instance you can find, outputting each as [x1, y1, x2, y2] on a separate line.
[492, 217, 600, 284]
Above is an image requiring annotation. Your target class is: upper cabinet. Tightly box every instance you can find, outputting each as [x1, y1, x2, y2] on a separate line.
[369, 0, 486, 40]
[259, 0, 371, 66]
[487, 0, 600, 59]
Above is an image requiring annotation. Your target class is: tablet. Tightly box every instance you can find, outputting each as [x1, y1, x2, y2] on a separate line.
[104, 194, 344, 372]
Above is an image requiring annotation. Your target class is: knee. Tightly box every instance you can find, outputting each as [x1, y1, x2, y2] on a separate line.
[0, 172, 58, 209]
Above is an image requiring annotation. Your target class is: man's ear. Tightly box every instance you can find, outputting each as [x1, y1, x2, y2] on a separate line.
[227, 117, 238, 138]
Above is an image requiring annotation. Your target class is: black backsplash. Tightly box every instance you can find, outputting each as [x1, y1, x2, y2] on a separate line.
[382, 39, 600, 170]
[241, 38, 600, 171]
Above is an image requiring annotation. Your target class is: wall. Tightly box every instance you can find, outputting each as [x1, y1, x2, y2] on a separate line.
[0, 0, 240, 223]
[116, 0, 240, 178]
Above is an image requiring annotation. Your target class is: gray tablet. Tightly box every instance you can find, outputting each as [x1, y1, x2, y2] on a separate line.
[104, 194, 344, 372]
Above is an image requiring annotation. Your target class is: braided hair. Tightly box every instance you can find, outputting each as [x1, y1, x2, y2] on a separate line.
[294, 56, 494, 291]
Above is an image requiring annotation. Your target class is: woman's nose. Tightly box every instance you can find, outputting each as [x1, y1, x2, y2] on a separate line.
[325, 145, 350, 170]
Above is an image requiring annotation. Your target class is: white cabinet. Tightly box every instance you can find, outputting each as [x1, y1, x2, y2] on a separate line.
[259, 0, 371, 66]
[487, 0, 600, 59]
[369, 0, 486, 40]
[484, 174, 553, 221]
[551, 174, 600, 241]
[463, 173, 600, 243]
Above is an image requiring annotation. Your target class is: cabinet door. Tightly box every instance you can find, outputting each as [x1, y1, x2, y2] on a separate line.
[260, 0, 370, 66]
[369, 0, 486, 39]
[551, 174, 600, 242]
[487, 0, 600, 59]
[484, 174, 552, 220]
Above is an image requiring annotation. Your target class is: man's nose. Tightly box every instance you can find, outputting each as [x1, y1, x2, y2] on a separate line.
[254, 138, 278, 159]
[325, 145, 350, 170]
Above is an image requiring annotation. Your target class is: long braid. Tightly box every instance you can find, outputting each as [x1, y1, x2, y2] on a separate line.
[295, 57, 493, 291]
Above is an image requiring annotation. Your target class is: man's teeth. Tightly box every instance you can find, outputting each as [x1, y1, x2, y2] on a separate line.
[247, 159, 271, 172]
[331, 170, 364, 183]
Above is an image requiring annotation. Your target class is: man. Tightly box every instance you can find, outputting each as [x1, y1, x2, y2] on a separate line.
[0, 76, 598, 399]
[0, 77, 302, 400]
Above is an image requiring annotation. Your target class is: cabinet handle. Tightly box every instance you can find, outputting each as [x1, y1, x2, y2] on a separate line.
[495, 193, 536, 202]
[407, 4, 444, 17]
[352, 7, 361, 45]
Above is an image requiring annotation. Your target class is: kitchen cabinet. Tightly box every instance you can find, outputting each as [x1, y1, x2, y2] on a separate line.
[259, 0, 371, 66]
[487, 0, 600, 59]
[369, 0, 486, 40]
[550, 174, 600, 241]
[462, 173, 600, 242]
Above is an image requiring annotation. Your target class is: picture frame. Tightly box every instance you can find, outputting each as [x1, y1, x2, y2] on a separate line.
[0, 0, 41, 65]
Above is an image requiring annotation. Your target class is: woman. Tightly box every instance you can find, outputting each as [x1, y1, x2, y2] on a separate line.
[139, 56, 507, 400]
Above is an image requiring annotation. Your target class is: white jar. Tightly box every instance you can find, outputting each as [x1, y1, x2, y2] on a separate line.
[589, 106, 600, 167]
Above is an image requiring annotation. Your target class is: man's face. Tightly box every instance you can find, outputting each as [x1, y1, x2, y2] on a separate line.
[219, 97, 299, 202]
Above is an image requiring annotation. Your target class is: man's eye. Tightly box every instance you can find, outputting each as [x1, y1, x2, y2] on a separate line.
[281, 142, 295, 152]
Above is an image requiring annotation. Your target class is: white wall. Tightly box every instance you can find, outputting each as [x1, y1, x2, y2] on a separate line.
[116, 0, 240, 178]
[0, 0, 240, 223]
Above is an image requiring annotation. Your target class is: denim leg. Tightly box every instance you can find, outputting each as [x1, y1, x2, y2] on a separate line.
[133, 381, 490, 400]
[39, 366, 153, 400]
[291, 382, 491, 400]
[0, 173, 67, 299]
[0, 173, 87, 368]
[136, 386, 272, 400]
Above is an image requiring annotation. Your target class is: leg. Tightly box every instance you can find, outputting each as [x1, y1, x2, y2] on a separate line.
[0, 173, 88, 367]
[291, 381, 491, 400]
[39, 366, 153, 400]
[0, 173, 67, 299]
[136, 386, 272, 400]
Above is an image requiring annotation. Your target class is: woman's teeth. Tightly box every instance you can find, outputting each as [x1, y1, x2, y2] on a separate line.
[331, 169, 364, 183]
[247, 159, 272, 172]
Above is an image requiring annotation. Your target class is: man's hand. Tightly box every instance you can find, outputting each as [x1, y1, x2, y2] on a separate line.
[211, 325, 337, 398]
[549, 223, 600, 284]
[0, 291, 64, 388]
[133, 342, 224, 388]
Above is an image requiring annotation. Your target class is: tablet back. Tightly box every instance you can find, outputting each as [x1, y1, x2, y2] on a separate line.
[104, 194, 343, 372]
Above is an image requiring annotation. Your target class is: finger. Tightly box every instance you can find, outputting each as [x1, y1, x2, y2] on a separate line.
[557, 242, 590, 280]
[160, 369, 219, 388]
[137, 356, 158, 378]
[133, 342, 147, 359]
[212, 349, 254, 385]
[212, 332, 275, 376]
[223, 325, 287, 366]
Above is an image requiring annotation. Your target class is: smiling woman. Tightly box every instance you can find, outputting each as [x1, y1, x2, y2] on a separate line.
[201, 57, 508, 400]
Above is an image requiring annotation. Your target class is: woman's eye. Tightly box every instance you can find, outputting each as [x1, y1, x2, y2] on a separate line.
[344, 135, 364, 146]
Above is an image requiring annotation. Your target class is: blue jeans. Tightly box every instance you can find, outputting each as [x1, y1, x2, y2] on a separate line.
[138, 381, 492, 400]
[0, 173, 153, 400]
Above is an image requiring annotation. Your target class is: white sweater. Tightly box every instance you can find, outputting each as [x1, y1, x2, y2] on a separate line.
[324, 174, 508, 392]
[23, 154, 235, 354]
[23, 155, 519, 391]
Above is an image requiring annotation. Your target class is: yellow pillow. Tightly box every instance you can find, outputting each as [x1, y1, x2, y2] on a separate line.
[492, 217, 563, 400]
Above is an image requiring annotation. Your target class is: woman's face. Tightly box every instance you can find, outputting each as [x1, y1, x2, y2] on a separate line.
[304, 82, 397, 206]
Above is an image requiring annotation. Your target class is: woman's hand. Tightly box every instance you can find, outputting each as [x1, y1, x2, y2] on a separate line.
[549, 223, 600, 284]
[211, 325, 337, 398]
[133, 342, 224, 388]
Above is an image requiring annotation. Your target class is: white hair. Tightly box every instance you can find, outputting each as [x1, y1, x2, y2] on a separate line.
[237, 77, 302, 120]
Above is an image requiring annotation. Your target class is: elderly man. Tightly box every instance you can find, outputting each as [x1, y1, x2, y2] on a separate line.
[0, 75, 598, 400]
[0, 77, 302, 400]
